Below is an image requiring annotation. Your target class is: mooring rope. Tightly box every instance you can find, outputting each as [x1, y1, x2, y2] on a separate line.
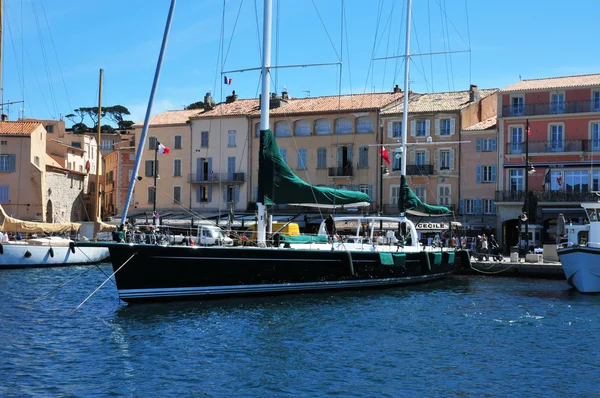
[72, 252, 137, 313]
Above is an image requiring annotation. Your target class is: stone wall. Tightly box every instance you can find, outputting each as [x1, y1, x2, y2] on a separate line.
[45, 171, 86, 222]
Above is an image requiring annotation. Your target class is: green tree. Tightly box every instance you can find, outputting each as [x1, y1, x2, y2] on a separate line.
[185, 101, 205, 110]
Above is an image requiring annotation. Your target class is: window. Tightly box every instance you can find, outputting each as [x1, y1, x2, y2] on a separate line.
[416, 120, 427, 136]
[464, 199, 476, 214]
[476, 137, 496, 152]
[0, 185, 8, 202]
[593, 171, 600, 191]
[225, 185, 237, 203]
[174, 135, 182, 149]
[550, 171, 562, 191]
[280, 148, 287, 163]
[315, 119, 331, 135]
[550, 93, 565, 114]
[592, 122, 600, 150]
[359, 185, 373, 199]
[438, 184, 451, 205]
[439, 118, 452, 136]
[440, 150, 451, 170]
[275, 121, 291, 137]
[196, 186, 210, 202]
[72, 142, 82, 149]
[0, 154, 15, 172]
[0, 140, 6, 145]
[145, 160, 158, 177]
[481, 165, 496, 183]
[174, 186, 181, 204]
[295, 120, 310, 136]
[356, 117, 373, 133]
[149, 136, 158, 150]
[297, 149, 307, 170]
[510, 127, 523, 154]
[565, 171, 589, 193]
[509, 169, 524, 192]
[593, 91, 600, 112]
[317, 148, 327, 169]
[358, 146, 369, 168]
[415, 151, 425, 166]
[226, 130, 236, 147]
[46, 124, 54, 134]
[390, 184, 400, 205]
[34, 156, 40, 167]
[391, 121, 402, 138]
[511, 96, 524, 116]
[174, 159, 182, 177]
[147, 187, 156, 203]
[335, 118, 352, 134]
[414, 185, 426, 202]
[201, 131, 209, 147]
[392, 152, 401, 171]
[549, 124, 564, 152]
[100, 140, 112, 150]
[483, 199, 495, 214]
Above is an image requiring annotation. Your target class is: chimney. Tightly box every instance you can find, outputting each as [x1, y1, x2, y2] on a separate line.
[203, 91, 214, 111]
[1, 114, 7, 122]
[469, 84, 480, 102]
[281, 85, 289, 100]
[393, 85, 402, 94]
[225, 90, 238, 104]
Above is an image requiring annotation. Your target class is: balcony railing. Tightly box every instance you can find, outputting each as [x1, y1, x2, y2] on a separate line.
[502, 100, 600, 117]
[496, 190, 599, 203]
[505, 139, 600, 155]
[329, 166, 353, 177]
[188, 172, 246, 184]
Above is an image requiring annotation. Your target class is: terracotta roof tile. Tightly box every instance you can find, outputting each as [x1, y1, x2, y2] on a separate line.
[133, 109, 201, 127]
[0, 121, 42, 136]
[500, 73, 600, 93]
[381, 89, 497, 115]
[192, 98, 260, 118]
[463, 117, 497, 131]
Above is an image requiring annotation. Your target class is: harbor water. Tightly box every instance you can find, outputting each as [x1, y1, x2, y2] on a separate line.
[1, 263, 599, 396]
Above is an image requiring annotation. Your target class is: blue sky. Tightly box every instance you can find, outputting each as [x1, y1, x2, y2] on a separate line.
[2, 0, 599, 126]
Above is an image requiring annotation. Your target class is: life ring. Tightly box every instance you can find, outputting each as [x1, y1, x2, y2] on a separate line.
[69, 242, 76, 254]
[48, 247, 54, 258]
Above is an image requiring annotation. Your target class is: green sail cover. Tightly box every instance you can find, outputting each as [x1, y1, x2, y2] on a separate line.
[399, 175, 452, 216]
[258, 129, 371, 208]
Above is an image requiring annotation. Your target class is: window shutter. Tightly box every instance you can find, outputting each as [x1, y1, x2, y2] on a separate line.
[196, 158, 202, 181]
[491, 138, 497, 151]
[476, 199, 483, 214]
[459, 198, 465, 214]
[435, 119, 440, 136]
[347, 146, 353, 163]
[223, 187, 227, 203]
[450, 118, 456, 136]
[208, 158, 213, 174]
[411, 120, 416, 137]
[425, 150, 430, 165]
[476, 138, 482, 152]
[409, 149, 415, 163]
[208, 186, 212, 202]
[196, 186, 200, 203]
[476, 166, 482, 183]
[450, 149, 455, 170]
[492, 165, 497, 182]
[369, 184, 374, 199]
[434, 149, 440, 170]
[156, 160, 159, 177]
[388, 121, 393, 138]
[337, 147, 343, 168]
[491, 201, 496, 214]
[425, 120, 431, 136]
[145, 160, 152, 177]
[234, 186, 240, 202]
[9, 154, 16, 172]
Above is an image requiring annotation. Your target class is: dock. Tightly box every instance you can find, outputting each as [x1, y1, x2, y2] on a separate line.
[459, 260, 565, 279]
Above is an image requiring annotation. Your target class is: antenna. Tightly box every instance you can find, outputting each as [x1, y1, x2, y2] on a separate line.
[302, 90, 310, 98]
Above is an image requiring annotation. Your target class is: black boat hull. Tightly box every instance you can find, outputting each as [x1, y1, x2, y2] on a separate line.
[82, 243, 470, 303]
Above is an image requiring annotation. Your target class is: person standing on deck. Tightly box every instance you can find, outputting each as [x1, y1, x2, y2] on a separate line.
[325, 215, 337, 243]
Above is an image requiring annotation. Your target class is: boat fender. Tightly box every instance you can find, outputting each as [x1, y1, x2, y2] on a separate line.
[69, 242, 76, 254]
[0, 243, 3, 255]
[48, 247, 54, 258]
[24, 250, 32, 258]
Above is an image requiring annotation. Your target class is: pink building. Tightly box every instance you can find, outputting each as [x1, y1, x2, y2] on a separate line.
[496, 73, 600, 254]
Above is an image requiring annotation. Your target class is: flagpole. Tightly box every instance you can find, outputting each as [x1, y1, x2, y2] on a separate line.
[153, 143, 158, 226]
[524, 119, 530, 257]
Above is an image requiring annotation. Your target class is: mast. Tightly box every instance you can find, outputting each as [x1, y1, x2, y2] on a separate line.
[398, 0, 412, 215]
[120, 0, 176, 226]
[256, 0, 273, 246]
[94, 68, 103, 241]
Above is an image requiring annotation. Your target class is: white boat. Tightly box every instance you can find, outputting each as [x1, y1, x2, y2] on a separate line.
[0, 205, 110, 269]
[557, 204, 600, 293]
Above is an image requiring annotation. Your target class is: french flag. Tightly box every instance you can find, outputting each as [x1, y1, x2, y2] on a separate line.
[224, 76, 232, 85]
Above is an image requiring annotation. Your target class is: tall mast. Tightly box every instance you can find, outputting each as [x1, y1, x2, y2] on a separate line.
[398, 0, 412, 215]
[120, 0, 176, 226]
[256, 0, 273, 246]
[94, 68, 103, 239]
[0, 0, 3, 108]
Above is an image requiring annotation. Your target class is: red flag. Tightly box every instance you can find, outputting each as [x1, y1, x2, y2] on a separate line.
[379, 146, 391, 165]
[557, 175, 562, 188]
[526, 119, 531, 136]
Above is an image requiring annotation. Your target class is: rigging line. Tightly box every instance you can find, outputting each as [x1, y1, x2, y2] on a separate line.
[310, 0, 341, 61]
[363, 0, 385, 95]
[222, 0, 245, 68]
[275, 0, 279, 92]
[464, 0, 472, 85]
[432, 0, 469, 48]
[30, 1, 58, 118]
[253, 0, 262, 64]
[38, 0, 72, 111]
[427, 0, 434, 92]
[380, 0, 396, 92]
[438, 2, 451, 92]
[442, 0, 455, 91]
[392, 0, 406, 89]
[4, 8, 25, 106]
[410, 10, 433, 93]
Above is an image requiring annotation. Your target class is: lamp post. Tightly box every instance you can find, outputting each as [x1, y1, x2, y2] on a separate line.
[523, 119, 535, 257]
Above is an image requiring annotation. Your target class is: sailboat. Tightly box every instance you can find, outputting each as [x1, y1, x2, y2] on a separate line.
[76, 0, 470, 303]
